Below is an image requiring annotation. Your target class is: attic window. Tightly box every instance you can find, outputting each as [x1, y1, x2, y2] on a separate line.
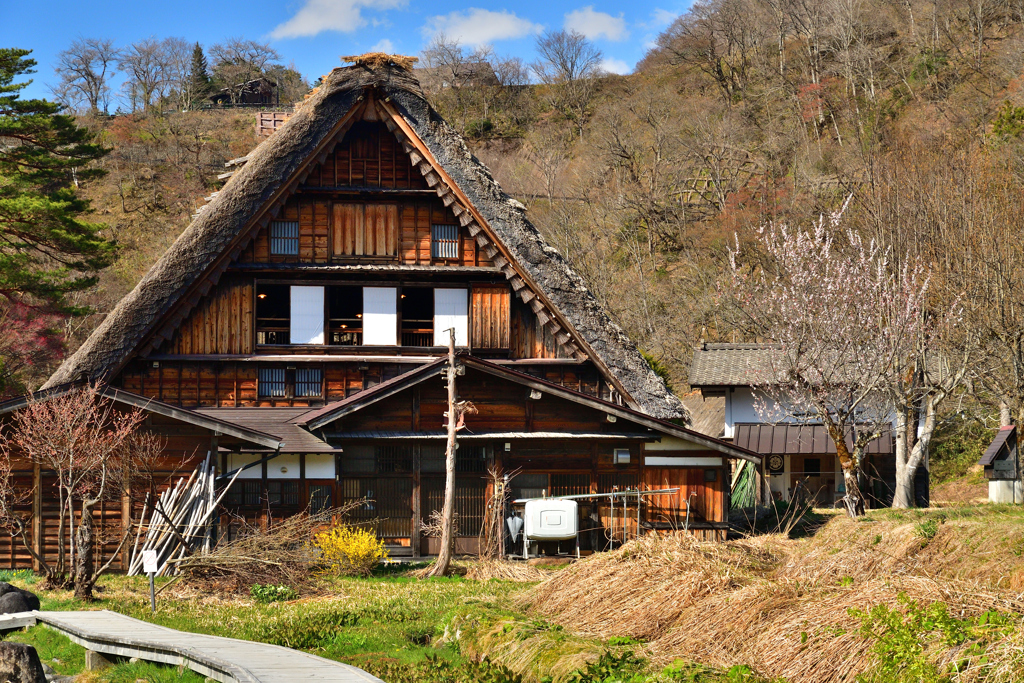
[431, 224, 459, 259]
[270, 221, 300, 256]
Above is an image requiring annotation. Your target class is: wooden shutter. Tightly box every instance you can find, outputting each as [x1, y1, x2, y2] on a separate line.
[471, 284, 510, 349]
[332, 203, 398, 258]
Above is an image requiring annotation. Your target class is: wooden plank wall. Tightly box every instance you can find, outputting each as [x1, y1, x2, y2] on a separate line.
[304, 121, 426, 190]
[119, 361, 409, 408]
[643, 465, 726, 524]
[332, 203, 398, 257]
[471, 285, 510, 349]
[166, 278, 253, 355]
[242, 199, 331, 264]
[511, 298, 574, 359]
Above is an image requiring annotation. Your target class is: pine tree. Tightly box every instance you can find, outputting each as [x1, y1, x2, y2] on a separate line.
[0, 48, 114, 305]
[188, 42, 211, 108]
[0, 48, 115, 391]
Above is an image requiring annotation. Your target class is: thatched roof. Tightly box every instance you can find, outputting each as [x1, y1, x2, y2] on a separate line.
[45, 61, 684, 420]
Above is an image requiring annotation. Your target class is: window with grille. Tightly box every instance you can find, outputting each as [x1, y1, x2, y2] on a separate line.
[225, 480, 262, 507]
[295, 368, 322, 398]
[258, 368, 286, 398]
[431, 224, 458, 259]
[308, 484, 332, 513]
[270, 221, 300, 255]
[267, 481, 300, 506]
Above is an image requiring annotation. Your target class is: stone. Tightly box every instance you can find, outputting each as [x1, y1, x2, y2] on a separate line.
[84, 650, 111, 671]
[0, 584, 40, 613]
[0, 592, 35, 615]
[0, 642, 47, 683]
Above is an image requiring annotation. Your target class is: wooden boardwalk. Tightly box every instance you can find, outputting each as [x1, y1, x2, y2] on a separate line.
[0, 610, 384, 682]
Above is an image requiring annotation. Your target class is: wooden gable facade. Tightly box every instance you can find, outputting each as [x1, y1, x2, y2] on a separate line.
[9, 60, 757, 570]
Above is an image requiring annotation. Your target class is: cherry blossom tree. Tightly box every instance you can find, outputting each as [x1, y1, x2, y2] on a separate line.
[728, 199, 958, 517]
[0, 385, 161, 598]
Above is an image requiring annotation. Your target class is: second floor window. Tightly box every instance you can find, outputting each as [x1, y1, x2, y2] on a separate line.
[431, 224, 458, 259]
[295, 368, 323, 398]
[270, 221, 300, 256]
[258, 367, 287, 398]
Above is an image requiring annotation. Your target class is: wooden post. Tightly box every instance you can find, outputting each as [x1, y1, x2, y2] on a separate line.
[412, 444, 421, 558]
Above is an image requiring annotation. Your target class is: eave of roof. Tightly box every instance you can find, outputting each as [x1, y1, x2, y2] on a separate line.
[0, 384, 283, 450]
[980, 425, 1016, 466]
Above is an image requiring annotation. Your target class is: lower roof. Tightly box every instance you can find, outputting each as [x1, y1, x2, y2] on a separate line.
[733, 423, 893, 455]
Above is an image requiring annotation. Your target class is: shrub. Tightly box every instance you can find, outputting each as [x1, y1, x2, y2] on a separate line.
[250, 583, 298, 603]
[312, 524, 388, 576]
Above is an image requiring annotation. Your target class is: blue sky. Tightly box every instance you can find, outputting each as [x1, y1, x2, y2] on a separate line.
[2, 0, 690, 103]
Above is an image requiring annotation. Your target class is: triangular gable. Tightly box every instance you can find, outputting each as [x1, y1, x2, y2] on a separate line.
[44, 62, 683, 421]
[299, 353, 759, 464]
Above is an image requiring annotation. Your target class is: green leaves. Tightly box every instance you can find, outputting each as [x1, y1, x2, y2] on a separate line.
[0, 47, 115, 307]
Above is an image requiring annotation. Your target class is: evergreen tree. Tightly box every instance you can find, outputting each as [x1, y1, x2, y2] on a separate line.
[0, 48, 114, 306]
[188, 42, 211, 108]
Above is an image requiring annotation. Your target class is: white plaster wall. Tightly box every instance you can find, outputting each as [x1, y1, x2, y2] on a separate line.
[305, 453, 336, 479]
[645, 436, 704, 451]
[990, 479, 1024, 504]
[226, 453, 264, 479]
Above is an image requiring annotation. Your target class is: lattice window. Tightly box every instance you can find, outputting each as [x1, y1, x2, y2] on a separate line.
[550, 474, 591, 497]
[225, 480, 262, 507]
[270, 221, 300, 255]
[431, 224, 459, 259]
[308, 484, 332, 513]
[598, 472, 639, 493]
[267, 480, 300, 506]
[295, 368, 323, 398]
[258, 368, 286, 398]
[375, 444, 414, 473]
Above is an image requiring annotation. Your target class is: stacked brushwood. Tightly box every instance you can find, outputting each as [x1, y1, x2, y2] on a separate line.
[176, 504, 361, 591]
[128, 454, 232, 577]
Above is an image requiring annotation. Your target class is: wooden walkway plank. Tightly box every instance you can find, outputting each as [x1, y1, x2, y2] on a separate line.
[0, 611, 384, 683]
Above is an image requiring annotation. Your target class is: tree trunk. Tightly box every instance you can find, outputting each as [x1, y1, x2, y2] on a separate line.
[73, 499, 96, 601]
[1001, 401, 1012, 427]
[830, 428, 865, 518]
[894, 396, 938, 509]
[428, 330, 458, 578]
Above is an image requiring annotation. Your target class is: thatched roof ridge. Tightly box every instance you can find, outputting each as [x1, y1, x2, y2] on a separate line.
[45, 63, 684, 420]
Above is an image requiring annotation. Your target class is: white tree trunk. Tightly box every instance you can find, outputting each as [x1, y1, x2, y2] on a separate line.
[893, 397, 938, 508]
[428, 330, 458, 577]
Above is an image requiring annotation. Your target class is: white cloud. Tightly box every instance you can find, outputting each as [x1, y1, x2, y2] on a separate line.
[422, 8, 543, 46]
[270, 0, 406, 39]
[371, 38, 395, 52]
[650, 8, 677, 28]
[600, 58, 632, 74]
[565, 6, 629, 41]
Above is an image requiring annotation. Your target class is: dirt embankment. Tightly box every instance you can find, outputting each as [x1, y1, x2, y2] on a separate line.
[516, 508, 1024, 682]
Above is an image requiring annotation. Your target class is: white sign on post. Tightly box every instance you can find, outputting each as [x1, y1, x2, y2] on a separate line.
[142, 549, 158, 575]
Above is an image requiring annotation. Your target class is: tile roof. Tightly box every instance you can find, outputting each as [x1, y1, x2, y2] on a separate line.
[193, 407, 338, 452]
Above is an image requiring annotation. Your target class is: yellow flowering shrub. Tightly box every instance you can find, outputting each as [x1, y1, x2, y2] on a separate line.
[311, 525, 388, 576]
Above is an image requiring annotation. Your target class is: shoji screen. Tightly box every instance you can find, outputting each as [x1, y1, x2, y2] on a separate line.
[434, 288, 468, 346]
[363, 287, 397, 345]
[290, 286, 324, 344]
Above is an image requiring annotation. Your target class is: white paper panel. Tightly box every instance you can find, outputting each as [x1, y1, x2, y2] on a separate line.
[363, 287, 397, 345]
[305, 454, 336, 479]
[434, 288, 468, 346]
[290, 286, 325, 345]
[226, 453, 263, 479]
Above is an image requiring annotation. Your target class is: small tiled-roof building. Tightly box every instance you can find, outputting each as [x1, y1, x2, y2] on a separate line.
[690, 343, 924, 508]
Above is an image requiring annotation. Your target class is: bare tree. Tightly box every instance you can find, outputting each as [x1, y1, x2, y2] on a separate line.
[0, 386, 161, 598]
[209, 38, 280, 104]
[160, 38, 195, 111]
[52, 38, 119, 114]
[426, 332, 476, 577]
[421, 34, 497, 132]
[533, 30, 604, 137]
[729, 200, 932, 517]
[119, 37, 173, 113]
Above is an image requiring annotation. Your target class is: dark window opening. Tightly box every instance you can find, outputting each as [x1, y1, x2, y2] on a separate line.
[258, 368, 287, 398]
[256, 284, 290, 345]
[704, 469, 719, 482]
[456, 444, 488, 473]
[270, 221, 300, 256]
[804, 458, 822, 477]
[550, 474, 590, 496]
[598, 473, 639, 493]
[328, 285, 362, 345]
[309, 484, 332, 513]
[401, 287, 434, 347]
[225, 480, 262, 507]
[431, 224, 459, 259]
[376, 444, 414, 473]
[267, 480, 300, 506]
[295, 368, 323, 398]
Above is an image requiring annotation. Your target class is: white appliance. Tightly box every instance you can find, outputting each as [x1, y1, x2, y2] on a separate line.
[522, 499, 579, 559]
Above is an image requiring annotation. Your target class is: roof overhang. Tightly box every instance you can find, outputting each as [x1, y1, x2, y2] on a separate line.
[0, 383, 283, 450]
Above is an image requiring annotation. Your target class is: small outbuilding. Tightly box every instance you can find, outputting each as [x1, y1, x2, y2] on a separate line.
[979, 425, 1022, 504]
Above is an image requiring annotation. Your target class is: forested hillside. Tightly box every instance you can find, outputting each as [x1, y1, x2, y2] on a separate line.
[29, 2, 1024, 425]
